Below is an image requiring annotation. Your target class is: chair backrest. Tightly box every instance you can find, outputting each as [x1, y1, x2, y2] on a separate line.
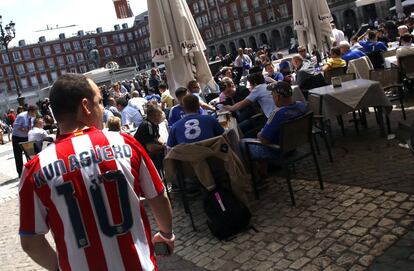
[382, 50, 396, 58]
[369, 68, 401, 88]
[279, 111, 313, 153]
[335, 73, 356, 83]
[19, 141, 37, 161]
[399, 54, 414, 77]
[366, 50, 385, 70]
[347, 56, 373, 79]
[324, 67, 346, 85]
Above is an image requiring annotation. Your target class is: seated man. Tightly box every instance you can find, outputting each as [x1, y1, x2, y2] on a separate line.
[323, 46, 346, 72]
[244, 81, 308, 160]
[291, 54, 315, 88]
[144, 88, 161, 103]
[396, 33, 414, 59]
[297, 46, 312, 61]
[134, 104, 166, 168]
[359, 30, 387, 53]
[128, 90, 147, 115]
[116, 96, 143, 129]
[264, 63, 284, 83]
[339, 40, 366, 63]
[28, 117, 53, 153]
[167, 95, 224, 148]
[187, 80, 216, 112]
[168, 87, 205, 126]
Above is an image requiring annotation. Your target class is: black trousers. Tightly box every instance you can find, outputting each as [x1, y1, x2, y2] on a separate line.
[12, 135, 28, 177]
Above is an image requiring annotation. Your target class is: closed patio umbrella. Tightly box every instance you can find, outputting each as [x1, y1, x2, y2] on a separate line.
[147, 0, 218, 96]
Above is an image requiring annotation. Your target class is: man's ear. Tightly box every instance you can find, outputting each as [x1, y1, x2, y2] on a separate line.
[80, 98, 91, 116]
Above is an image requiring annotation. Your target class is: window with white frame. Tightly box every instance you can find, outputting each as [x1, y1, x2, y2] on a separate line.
[0, 68, 3, 78]
[73, 41, 81, 50]
[198, 0, 205, 11]
[104, 47, 112, 57]
[234, 20, 241, 31]
[224, 23, 231, 34]
[127, 32, 133, 40]
[66, 54, 75, 64]
[208, 0, 214, 6]
[53, 44, 62, 54]
[193, 2, 199, 13]
[196, 17, 202, 28]
[202, 14, 209, 27]
[122, 44, 128, 54]
[26, 62, 35, 73]
[2, 54, 9, 64]
[70, 67, 77, 73]
[231, 3, 238, 16]
[16, 64, 25, 74]
[212, 10, 218, 22]
[116, 46, 122, 55]
[119, 33, 125, 42]
[267, 9, 275, 20]
[33, 47, 41, 57]
[63, 42, 71, 52]
[47, 58, 55, 68]
[43, 46, 51, 55]
[31, 76, 38, 86]
[51, 71, 58, 81]
[6, 66, 12, 76]
[244, 16, 251, 28]
[252, 0, 259, 8]
[279, 3, 288, 17]
[20, 78, 28, 88]
[79, 65, 87, 73]
[40, 74, 49, 84]
[130, 43, 136, 51]
[222, 8, 228, 19]
[12, 51, 21, 61]
[23, 49, 31, 60]
[113, 34, 119, 43]
[101, 36, 108, 45]
[76, 53, 84, 61]
[255, 13, 263, 25]
[57, 56, 65, 67]
[36, 60, 45, 71]
[241, 0, 248, 12]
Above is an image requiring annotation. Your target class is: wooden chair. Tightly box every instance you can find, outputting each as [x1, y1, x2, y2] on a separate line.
[399, 54, 414, 81]
[244, 112, 323, 205]
[19, 141, 37, 161]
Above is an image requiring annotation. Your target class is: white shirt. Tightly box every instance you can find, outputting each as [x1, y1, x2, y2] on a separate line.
[128, 97, 147, 115]
[28, 127, 49, 151]
[396, 45, 414, 58]
[121, 105, 143, 128]
[246, 83, 276, 118]
[332, 28, 346, 45]
[234, 54, 252, 68]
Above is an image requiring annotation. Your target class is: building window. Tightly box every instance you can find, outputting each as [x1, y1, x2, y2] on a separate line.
[53, 44, 62, 54]
[267, 9, 275, 20]
[279, 3, 288, 17]
[47, 58, 55, 68]
[79, 65, 87, 73]
[20, 78, 28, 88]
[198, 0, 205, 11]
[222, 8, 228, 19]
[125, 56, 132, 65]
[31, 76, 38, 86]
[104, 47, 112, 57]
[193, 2, 199, 13]
[73, 41, 81, 50]
[202, 14, 209, 27]
[234, 20, 241, 32]
[44, 46, 51, 56]
[252, 0, 259, 8]
[101, 36, 108, 45]
[127, 32, 133, 41]
[0, 69, 3, 78]
[6, 66, 12, 76]
[119, 33, 125, 42]
[212, 10, 218, 22]
[205, 29, 212, 39]
[244, 16, 251, 28]
[122, 44, 128, 54]
[2, 53, 9, 64]
[66, 54, 75, 64]
[57, 56, 65, 67]
[196, 17, 202, 28]
[70, 67, 77, 73]
[33, 47, 41, 57]
[63, 43, 71, 52]
[129, 43, 136, 51]
[23, 49, 31, 60]
[36, 60, 45, 71]
[224, 23, 231, 34]
[75, 53, 83, 62]
[16, 64, 25, 74]
[40, 74, 49, 84]
[113, 34, 119, 43]
[51, 71, 58, 81]
[215, 27, 222, 37]
[231, 3, 238, 16]
[89, 38, 96, 47]
[12, 51, 21, 61]
[26, 62, 35, 73]
[255, 13, 263, 25]
[208, 0, 214, 7]
[241, 0, 248, 12]
[115, 46, 122, 55]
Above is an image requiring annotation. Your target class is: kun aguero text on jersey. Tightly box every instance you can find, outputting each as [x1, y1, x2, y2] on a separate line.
[33, 144, 133, 188]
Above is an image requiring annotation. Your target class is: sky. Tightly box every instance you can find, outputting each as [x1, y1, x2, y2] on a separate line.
[0, 0, 148, 47]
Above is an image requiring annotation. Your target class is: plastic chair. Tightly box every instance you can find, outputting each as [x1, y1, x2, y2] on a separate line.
[244, 112, 323, 205]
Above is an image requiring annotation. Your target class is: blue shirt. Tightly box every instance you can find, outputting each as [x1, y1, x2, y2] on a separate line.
[260, 102, 308, 144]
[168, 105, 205, 126]
[12, 111, 33, 138]
[167, 114, 225, 147]
[359, 41, 388, 53]
[341, 49, 366, 63]
[144, 94, 161, 102]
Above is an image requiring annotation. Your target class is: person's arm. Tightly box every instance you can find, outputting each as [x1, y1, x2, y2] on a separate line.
[147, 192, 173, 235]
[20, 235, 58, 271]
[200, 101, 215, 111]
[224, 98, 252, 112]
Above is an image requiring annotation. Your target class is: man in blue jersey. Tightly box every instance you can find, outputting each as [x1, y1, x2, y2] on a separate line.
[339, 41, 366, 63]
[359, 30, 387, 53]
[168, 87, 205, 126]
[167, 95, 224, 148]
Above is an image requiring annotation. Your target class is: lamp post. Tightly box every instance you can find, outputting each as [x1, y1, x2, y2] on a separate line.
[0, 16, 24, 106]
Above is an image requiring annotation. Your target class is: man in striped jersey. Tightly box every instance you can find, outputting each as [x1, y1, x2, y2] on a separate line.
[19, 74, 174, 271]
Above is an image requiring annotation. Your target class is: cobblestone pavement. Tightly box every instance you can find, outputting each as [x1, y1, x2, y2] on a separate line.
[1, 100, 414, 270]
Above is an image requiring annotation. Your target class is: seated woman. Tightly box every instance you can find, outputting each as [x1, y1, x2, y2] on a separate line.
[134, 103, 166, 169]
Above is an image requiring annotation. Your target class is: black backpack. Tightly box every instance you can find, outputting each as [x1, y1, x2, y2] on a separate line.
[204, 187, 251, 240]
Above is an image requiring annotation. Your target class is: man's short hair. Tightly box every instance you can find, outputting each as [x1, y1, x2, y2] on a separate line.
[339, 40, 350, 48]
[265, 63, 274, 69]
[34, 117, 43, 126]
[131, 91, 140, 98]
[116, 97, 128, 107]
[159, 82, 168, 90]
[27, 104, 38, 113]
[175, 87, 188, 98]
[330, 46, 341, 56]
[183, 94, 199, 113]
[187, 79, 198, 90]
[146, 103, 162, 118]
[247, 67, 265, 86]
[401, 33, 412, 43]
[368, 31, 377, 40]
[292, 54, 304, 62]
[49, 74, 94, 122]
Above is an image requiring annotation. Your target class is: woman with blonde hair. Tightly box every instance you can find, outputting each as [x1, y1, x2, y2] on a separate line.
[106, 116, 122, 132]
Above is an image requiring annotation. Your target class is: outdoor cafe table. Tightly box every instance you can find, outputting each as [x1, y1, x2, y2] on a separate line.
[308, 79, 393, 137]
[384, 55, 398, 68]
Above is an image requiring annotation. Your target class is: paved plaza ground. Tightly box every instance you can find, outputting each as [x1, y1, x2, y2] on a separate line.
[0, 97, 414, 270]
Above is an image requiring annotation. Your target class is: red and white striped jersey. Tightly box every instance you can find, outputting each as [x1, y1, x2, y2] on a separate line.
[19, 127, 165, 271]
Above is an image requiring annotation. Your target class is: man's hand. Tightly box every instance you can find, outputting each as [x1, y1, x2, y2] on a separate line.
[153, 232, 175, 256]
[223, 105, 233, 112]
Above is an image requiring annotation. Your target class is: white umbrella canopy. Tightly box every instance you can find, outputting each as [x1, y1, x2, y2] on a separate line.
[293, 0, 333, 53]
[147, 0, 218, 95]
